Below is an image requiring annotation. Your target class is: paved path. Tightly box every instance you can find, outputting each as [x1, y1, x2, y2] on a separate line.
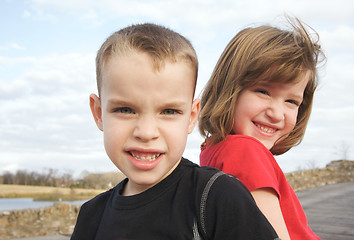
[296, 181, 354, 240]
[10, 182, 354, 240]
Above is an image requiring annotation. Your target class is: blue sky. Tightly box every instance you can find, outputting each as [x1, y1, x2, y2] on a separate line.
[1, 0, 354, 177]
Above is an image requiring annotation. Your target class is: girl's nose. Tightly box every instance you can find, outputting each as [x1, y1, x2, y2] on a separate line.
[266, 101, 284, 122]
[133, 116, 159, 141]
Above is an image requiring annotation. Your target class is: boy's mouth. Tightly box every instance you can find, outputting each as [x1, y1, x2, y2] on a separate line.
[129, 151, 162, 162]
[254, 122, 277, 134]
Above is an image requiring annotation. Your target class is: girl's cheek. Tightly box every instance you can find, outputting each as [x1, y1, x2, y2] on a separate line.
[286, 113, 297, 133]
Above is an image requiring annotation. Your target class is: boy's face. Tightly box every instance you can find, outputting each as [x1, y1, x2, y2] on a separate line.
[90, 52, 199, 196]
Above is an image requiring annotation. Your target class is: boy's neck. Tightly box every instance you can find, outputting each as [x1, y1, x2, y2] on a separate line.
[122, 158, 182, 196]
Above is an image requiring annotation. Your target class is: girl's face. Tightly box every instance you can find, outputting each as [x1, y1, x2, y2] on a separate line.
[232, 71, 311, 150]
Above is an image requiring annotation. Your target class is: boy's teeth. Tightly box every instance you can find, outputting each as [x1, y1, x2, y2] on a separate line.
[131, 152, 161, 161]
[255, 123, 276, 133]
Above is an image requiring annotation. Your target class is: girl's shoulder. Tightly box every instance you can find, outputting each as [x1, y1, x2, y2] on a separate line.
[221, 135, 276, 170]
[223, 135, 269, 151]
[201, 135, 272, 162]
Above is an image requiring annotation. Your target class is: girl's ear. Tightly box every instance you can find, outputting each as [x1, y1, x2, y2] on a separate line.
[89, 93, 103, 131]
[188, 98, 200, 134]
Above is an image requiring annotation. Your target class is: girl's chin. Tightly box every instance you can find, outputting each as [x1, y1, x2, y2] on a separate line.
[255, 138, 275, 150]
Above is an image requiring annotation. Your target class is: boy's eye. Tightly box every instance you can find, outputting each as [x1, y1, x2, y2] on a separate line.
[161, 109, 180, 115]
[114, 107, 135, 114]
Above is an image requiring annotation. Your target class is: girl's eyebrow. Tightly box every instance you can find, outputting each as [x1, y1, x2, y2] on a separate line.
[251, 83, 271, 88]
[253, 83, 304, 100]
[288, 92, 304, 101]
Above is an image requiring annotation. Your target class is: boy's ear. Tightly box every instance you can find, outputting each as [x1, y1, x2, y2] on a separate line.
[89, 93, 103, 131]
[188, 98, 200, 134]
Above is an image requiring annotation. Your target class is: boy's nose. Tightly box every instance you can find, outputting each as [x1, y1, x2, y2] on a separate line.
[133, 116, 159, 142]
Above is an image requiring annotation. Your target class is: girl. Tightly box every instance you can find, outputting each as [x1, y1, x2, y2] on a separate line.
[199, 17, 325, 240]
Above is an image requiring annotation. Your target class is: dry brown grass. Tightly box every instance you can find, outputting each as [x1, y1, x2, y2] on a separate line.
[0, 184, 105, 200]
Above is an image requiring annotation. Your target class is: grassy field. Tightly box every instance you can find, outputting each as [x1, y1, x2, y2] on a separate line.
[0, 184, 105, 201]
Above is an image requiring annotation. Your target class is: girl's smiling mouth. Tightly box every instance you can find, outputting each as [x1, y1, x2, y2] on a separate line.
[253, 122, 278, 134]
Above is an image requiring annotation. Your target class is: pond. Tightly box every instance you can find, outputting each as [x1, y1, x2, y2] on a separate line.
[0, 198, 87, 211]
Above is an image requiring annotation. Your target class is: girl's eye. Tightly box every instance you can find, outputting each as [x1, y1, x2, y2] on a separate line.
[161, 109, 180, 115]
[255, 89, 269, 95]
[114, 107, 135, 114]
[286, 99, 300, 106]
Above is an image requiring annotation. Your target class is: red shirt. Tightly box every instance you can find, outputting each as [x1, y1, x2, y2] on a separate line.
[200, 135, 320, 240]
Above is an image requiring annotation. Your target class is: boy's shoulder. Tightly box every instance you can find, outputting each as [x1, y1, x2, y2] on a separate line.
[180, 158, 229, 187]
[71, 186, 117, 239]
[80, 186, 115, 210]
[181, 157, 220, 176]
[72, 158, 278, 239]
[78, 177, 128, 212]
[181, 158, 248, 197]
[182, 158, 278, 239]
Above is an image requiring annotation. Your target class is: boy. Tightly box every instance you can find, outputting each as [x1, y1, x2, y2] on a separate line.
[71, 23, 278, 240]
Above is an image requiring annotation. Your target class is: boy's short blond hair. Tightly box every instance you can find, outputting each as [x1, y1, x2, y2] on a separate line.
[199, 17, 325, 155]
[96, 23, 198, 96]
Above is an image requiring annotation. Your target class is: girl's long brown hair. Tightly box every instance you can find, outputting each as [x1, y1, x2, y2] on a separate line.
[199, 17, 325, 155]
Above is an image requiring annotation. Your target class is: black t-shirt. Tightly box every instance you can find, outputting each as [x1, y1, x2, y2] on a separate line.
[71, 158, 278, 240]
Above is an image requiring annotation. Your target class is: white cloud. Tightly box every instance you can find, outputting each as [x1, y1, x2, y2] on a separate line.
[0, 43, 26, 51]
[0, 53, 102, 174]
[10, 43, 25, 50]
[1, 0, 354, 176]
[23, 0, 353, 31]
[319, 25, 354, 56]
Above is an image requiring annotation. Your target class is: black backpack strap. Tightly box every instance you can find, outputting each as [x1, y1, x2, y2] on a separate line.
[199, 171, 225, 239]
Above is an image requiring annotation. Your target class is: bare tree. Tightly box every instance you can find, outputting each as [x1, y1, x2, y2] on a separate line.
[333, 141, 351, 160]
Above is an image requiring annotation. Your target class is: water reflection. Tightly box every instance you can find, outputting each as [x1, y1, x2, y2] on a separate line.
[0, 198, 87, 211]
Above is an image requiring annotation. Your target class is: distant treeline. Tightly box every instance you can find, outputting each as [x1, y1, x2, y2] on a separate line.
[0, 169, 125, 189]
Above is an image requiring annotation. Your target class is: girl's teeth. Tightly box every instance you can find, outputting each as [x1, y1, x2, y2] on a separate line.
[255, 123, 276, 133]
[131, 152, 160, 161]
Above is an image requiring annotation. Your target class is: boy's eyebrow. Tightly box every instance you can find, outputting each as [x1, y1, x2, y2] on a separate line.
[106, 98, 190, 107]
[161, 100, 190, 107]
[105, 98, 130, 106]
